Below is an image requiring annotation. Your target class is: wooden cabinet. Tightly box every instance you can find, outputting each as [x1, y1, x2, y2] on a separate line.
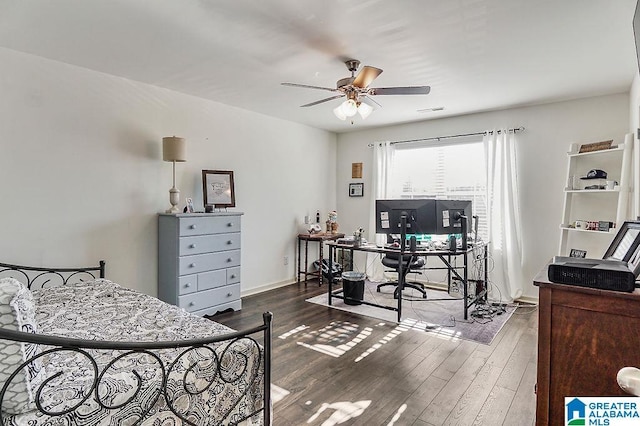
[558, 136, 632, 257]
[158, 212, 243, 316]
[534, 268, 640, 426]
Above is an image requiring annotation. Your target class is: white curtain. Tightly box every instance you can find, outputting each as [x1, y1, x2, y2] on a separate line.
[365, 141, 395, 281]
[483, 129, 524, 302]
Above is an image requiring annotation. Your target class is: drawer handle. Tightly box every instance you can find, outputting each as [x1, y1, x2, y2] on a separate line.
[230, 274, 236, 279]
[227, 222, 233, 227]
[189, 302, 195, 306]
[189, 263, 196, 268]
[227, 240, 233, 245]
[190, 244, 196, 249]
[227, 258, 233, 263]
[227, 292, 233, 297]
[190, 224, 197, 229]
[185, 283, 192, 288]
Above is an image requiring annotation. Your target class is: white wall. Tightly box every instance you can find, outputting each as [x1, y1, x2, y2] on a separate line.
[631, 73, 639, 134]
[0, 47, 337, 297]
[336, 93, 630, 300]
[629, 72, 640, 219]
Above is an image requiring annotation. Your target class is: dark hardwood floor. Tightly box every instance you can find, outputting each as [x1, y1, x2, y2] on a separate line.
[214, 280, 538, 426]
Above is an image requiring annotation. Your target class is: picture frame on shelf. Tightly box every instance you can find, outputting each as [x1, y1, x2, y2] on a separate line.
[569, 248, 587, 258]
[349, 183, 364, 197]
[578, 139, 613, 153]
[202, 170, 235, 208]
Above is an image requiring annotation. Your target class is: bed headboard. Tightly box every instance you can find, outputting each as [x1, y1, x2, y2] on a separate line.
[0, 261, 105, 289]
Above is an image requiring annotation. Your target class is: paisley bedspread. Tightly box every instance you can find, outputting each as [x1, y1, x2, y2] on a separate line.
[3, 279, 264, 425]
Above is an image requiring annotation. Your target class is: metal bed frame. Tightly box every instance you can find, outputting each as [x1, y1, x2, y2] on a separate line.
[0, 261, 272, 426]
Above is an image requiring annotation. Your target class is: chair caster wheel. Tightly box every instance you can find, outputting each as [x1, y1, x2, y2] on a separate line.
[422, 293, 427, 299]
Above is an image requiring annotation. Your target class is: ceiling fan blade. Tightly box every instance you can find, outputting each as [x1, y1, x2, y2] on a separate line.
[352, 66, 383, 88]
[281, 82, 339, 93]
[369, 86, 431, 95]
[361, 96, 381, 108]
[300, 95, 344, 107]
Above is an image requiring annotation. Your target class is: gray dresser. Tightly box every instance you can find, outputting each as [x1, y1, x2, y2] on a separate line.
[158, 212, 243, 316]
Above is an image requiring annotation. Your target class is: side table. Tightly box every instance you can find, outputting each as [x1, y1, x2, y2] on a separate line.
[297, 232, 345, 286]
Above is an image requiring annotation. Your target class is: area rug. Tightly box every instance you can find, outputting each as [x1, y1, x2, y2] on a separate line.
[306, 280, 515, 345]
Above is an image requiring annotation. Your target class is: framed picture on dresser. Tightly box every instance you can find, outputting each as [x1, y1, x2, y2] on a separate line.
[202, 170, 235, 208]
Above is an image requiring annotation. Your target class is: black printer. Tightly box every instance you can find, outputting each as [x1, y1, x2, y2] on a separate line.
[548, 221, 640, 292]
[548, 256, 635, 292]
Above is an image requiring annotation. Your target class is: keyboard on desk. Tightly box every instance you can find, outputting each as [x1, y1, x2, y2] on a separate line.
[383, 244, 436, 252]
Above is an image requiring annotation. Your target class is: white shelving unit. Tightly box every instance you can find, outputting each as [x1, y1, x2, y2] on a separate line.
[558, 135, 633, 257]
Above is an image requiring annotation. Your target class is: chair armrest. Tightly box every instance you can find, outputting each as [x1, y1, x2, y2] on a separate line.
[617, 367, 640, 396]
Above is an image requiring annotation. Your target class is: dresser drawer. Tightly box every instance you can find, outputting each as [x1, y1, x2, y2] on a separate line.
[178, 275, 197, 295]
[227, 267, 240, 284]
[179, 216, 241, 236]
[179, 233, 241, 256]
[179, 250, 241, 275]
[197, 269, 226, 291]
[178, 284, 241, 312]
[191, 300, 242, 317]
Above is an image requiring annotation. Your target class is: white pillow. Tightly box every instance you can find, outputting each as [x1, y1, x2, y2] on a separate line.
[0, 277, 44, 414]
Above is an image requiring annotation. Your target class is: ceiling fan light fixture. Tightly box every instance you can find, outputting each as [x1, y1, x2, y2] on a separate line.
[357, 102, 373, 119]
[341, 99, 358, 117]
[333, 105, 347, 120]
[283, 58, 431, 124]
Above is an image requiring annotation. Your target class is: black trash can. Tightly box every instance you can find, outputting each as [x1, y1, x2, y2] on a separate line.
[341, 271, 365, 305]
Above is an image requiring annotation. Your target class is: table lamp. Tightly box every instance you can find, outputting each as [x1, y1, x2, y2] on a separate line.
[162, 136, 186, 213]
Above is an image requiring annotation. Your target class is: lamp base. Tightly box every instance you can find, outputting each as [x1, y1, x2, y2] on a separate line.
[166, 187, 180, 214]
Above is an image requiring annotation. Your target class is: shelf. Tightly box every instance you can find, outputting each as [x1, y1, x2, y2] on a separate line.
[559, 225, 616, 234]
[566, 145, 624, 158]
[563, 188, 619, 193]
[559, 137, 632, 257]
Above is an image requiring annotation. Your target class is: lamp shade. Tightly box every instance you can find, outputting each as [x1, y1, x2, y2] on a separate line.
[358, 102, 373, 119]
[340, 99, 358, 117]
[162, 136, 186, 162]
[333, 105, 347, 121]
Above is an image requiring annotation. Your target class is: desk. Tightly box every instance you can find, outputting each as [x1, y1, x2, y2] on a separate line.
[534, 267, 640, 426]
[297, 232, 345, 286]
[327, 242, 489, 321]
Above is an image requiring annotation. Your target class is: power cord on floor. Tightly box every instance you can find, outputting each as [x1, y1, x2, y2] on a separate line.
[469, 301, 504, 324]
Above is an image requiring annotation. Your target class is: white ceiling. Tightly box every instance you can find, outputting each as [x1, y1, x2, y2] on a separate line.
[0, 0, 637, 133]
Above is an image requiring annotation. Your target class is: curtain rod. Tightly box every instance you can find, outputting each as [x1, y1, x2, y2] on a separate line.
[367, 126, 525, 147]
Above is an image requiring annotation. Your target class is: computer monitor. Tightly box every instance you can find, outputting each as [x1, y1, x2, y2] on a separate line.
[375, 199, 437, 235]
[435, 199, 473, 235]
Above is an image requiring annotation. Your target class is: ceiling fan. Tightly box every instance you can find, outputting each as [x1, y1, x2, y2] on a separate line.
[281, 59, 430, 120]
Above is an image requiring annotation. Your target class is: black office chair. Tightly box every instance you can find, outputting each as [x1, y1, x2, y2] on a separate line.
[376, 251, 427, 299]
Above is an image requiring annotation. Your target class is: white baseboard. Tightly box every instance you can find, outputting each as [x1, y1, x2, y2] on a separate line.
[514, 295, 538, 305]
[241, 279, 297, 297]
[241, 277, 540, 306]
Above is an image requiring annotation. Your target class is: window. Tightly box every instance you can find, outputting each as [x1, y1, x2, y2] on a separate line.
[388, 140, 487, 240]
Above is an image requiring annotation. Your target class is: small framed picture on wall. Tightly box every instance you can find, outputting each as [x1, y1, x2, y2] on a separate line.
[349, 183, 364, 197]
